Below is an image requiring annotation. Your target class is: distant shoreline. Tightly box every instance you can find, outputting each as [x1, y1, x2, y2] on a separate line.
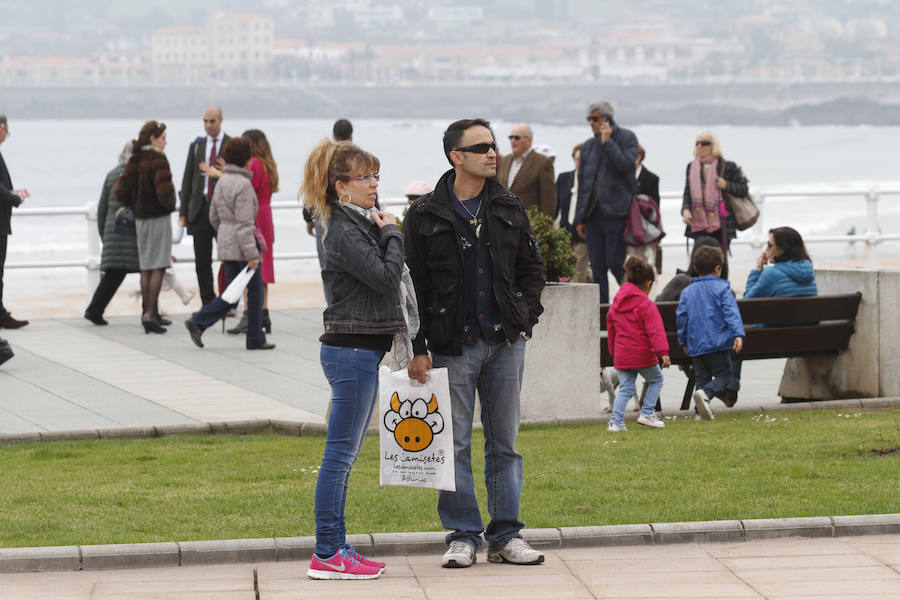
[6, 81, 900, 125]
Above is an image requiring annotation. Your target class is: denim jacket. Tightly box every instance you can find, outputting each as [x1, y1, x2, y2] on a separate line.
[321, 202, 406, 335]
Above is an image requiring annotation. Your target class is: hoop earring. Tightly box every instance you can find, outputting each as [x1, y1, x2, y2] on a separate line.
[339, 193, 352, 205]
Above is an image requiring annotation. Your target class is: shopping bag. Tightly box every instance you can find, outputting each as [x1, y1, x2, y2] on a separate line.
[221, 266, 255, 304]
[379, 365, 455, 491]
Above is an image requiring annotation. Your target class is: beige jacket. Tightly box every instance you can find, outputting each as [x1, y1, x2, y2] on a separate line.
[209, 165, 260, 262]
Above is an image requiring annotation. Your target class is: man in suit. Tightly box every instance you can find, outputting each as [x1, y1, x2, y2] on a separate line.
[497, 123, 556, 218]
[0, 114, 29, 329]
[179, 105, 230, 306]
[632, 144, 662, 272]
[555, 144, 591, 283]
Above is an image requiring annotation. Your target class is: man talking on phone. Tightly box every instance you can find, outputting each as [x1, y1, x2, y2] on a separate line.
[573, 100, 638, 304]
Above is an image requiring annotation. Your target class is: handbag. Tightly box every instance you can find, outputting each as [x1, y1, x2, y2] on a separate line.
[379, 366, 455, 491]
[221, 265, 256, 304]
[724, 191, 760, 231]
[718, 160, 759, 231]
[114, 207, 136, 236]
[623, 194, 665, 247]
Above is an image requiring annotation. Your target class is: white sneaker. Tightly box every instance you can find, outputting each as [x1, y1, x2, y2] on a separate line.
[636, 413, 665, 428]
[607, 421, 627, 432]
[487, 537, 544, 565]
[693, 390, 715, 420]
[442, 541, 476, 568]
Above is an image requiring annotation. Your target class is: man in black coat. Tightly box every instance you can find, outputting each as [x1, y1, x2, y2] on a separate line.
[0, 114, 29, 329]
[554, 144, 591, 282]
[633, 144, 662, 273]
[179, 105, 230, 306]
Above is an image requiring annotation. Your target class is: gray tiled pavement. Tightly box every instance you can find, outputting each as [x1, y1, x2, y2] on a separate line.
[0, 309, 800, 435]
[0, 534, 898, 599]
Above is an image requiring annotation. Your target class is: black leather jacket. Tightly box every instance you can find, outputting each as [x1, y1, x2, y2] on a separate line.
[321, 203, 406, 335]
[404, 170, 545, 356]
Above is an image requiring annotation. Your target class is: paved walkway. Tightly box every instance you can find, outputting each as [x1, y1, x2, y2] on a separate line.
[1, 534, 898, 599]
[0, 309, 801, 435]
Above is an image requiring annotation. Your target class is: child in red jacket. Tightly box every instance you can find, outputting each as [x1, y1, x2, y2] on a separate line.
[607, 256, 671, 431]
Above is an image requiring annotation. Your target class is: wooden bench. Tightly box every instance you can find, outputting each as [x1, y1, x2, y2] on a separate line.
[600, 293, 862, 409]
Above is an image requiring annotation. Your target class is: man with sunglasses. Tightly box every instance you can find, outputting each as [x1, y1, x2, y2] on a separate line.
[573, 100, 639, 303]
[497, 123, 556, 218]
[405, 118, 546, 570]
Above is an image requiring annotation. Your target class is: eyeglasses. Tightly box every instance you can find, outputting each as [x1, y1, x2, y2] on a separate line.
[695, 140, 712, 147]
[586, 116, 605, 123]
[346, 173, 380, 183]
[508, 135, 529, 141]
[453, 142, 496, 154]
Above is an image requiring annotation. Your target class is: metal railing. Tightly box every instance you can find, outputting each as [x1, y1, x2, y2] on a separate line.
[8, 184, 900, 295]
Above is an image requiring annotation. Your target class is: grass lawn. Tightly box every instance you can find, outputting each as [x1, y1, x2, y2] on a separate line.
[0, 408, 897, 548]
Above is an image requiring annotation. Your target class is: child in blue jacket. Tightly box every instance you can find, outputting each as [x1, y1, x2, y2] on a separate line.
[676, 245, 745, 420]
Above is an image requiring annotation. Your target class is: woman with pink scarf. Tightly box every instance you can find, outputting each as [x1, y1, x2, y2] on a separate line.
[680, 131, 748, 266]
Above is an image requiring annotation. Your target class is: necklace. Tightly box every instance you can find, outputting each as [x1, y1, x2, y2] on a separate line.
[458, 195, 484, 238]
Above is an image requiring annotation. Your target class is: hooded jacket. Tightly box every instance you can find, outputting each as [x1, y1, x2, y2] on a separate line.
[607, 282, 669, 369]
[744, 259, 817, 298]
[209, 165, 259, 262]
[676, 275, 745, 356]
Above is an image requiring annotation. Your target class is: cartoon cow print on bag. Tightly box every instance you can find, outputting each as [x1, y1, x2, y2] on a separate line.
[383, 391, 444, 452]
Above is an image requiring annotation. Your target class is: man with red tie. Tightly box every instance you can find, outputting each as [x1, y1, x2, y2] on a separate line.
[179, 105, 230, 306]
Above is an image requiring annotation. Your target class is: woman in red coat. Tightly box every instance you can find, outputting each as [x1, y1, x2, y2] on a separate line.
[606, 256, 671, 431]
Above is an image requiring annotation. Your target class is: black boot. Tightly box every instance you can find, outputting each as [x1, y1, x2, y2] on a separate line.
[262, 309, 271, 334]
[227, 311, 248, 335]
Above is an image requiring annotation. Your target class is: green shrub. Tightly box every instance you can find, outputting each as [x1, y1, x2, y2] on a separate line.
[526, 207, 576, 282]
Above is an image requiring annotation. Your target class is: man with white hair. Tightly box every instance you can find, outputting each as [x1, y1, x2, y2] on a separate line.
[498, 123, 556, 218]
[573, 100, 638, 303]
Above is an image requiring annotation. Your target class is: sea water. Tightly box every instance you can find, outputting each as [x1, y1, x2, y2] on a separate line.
[4, 118, 900, 290]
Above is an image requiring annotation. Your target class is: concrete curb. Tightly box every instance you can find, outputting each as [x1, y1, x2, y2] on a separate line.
[1, 396, 898, 445]
[1, 514, 897, 573]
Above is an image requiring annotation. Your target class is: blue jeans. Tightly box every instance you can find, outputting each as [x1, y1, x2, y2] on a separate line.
[190, 260, 266, 347]
[314, 344, 382, 557]
[432, 337, 526, 552]
[585, 217, 627, 304]
[693, 350, 732, 398]
[610, 364, 664, 427]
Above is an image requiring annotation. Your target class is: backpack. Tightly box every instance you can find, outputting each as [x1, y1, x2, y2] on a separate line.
[623, 194, 665, 247]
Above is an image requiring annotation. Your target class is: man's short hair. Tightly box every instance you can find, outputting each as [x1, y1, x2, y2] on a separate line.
[692, 245, 724, 276]
[333, 119, 353, 141]
[586, 100, 615, 119]
[443, 118, 493, 166]
[0, 114, 7, 129]
[572, 143, 582, 157]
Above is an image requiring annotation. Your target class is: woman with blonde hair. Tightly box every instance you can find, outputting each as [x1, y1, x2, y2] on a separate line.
[301, 139, 405, 580]
[680, 131, 748, 262]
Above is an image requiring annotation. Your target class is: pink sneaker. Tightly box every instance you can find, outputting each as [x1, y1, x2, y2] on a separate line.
[343, 544, 386, 572]
[307, 548, 382, 580]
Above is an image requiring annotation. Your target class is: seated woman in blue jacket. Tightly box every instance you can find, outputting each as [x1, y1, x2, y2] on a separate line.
[726, 226, 817, 405]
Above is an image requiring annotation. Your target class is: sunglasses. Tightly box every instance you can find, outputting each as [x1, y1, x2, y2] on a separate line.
[453, 142, 496, 154]
[345, 173, 380, 183]
[766, 241, 774, 248]
[586, 116, 606, 123]
[695, 140, 712, 147]
[508, 135, 528, 140]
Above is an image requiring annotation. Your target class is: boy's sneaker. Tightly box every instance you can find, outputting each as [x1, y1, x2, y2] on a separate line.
[342, 543, 385, 572]
[307, 548, 382, 580]
[607, 421, 627, 432]
[442, 540, 476, 568]
[693, 390, 715, 420]
[636, 413, 665, 428]
[487, 537, 545, 565]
